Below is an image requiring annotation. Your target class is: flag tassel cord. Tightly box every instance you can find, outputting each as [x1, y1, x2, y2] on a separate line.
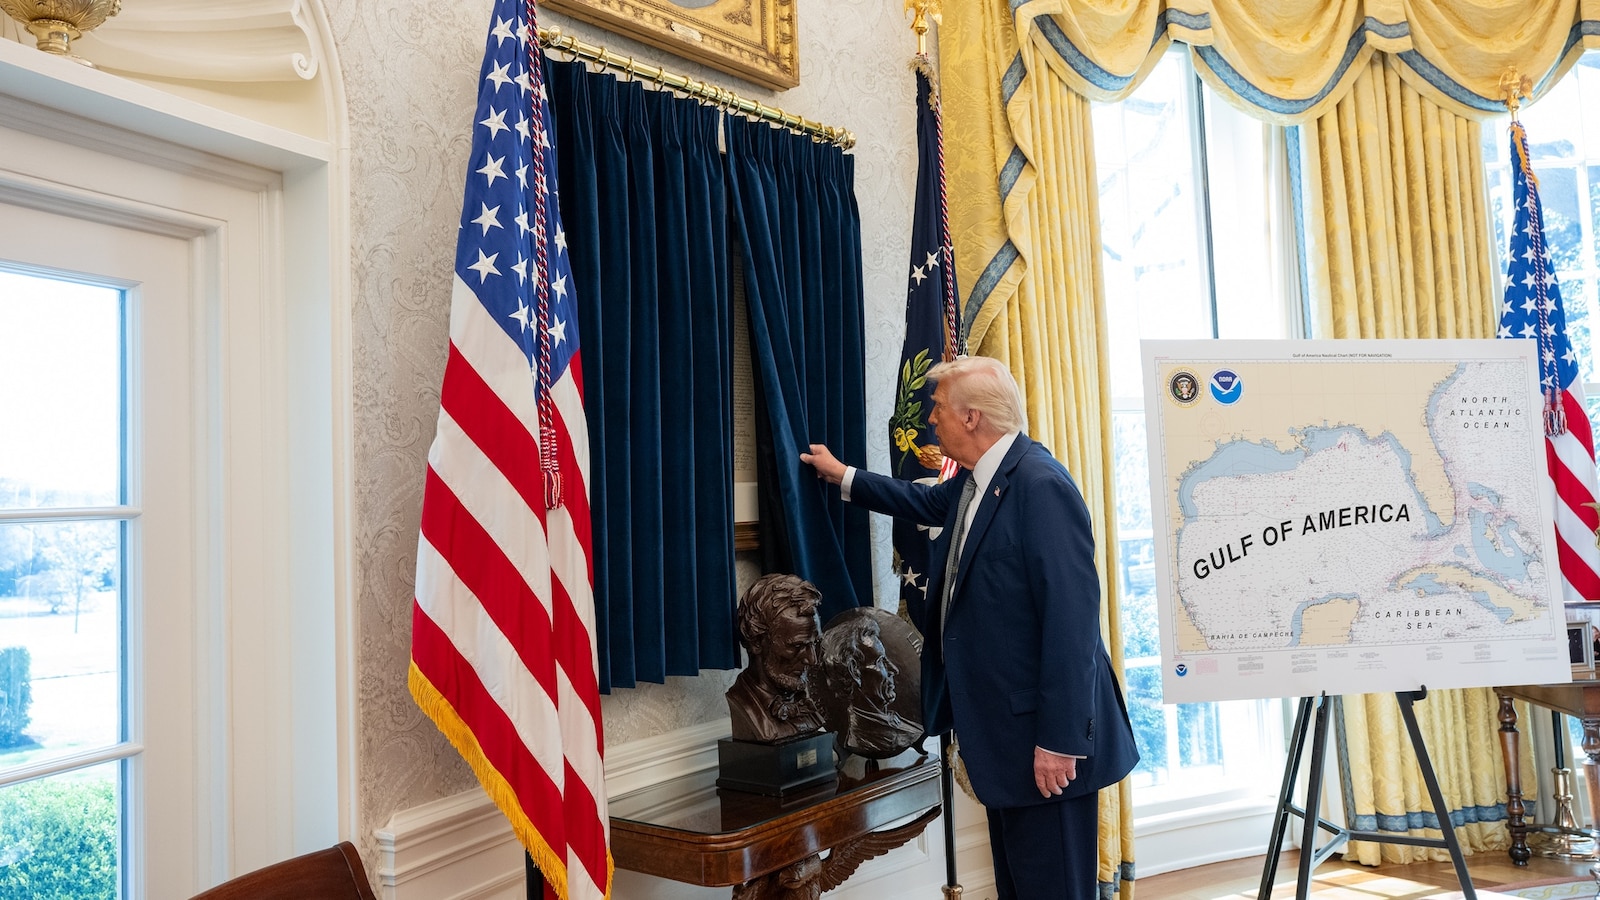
[536, 26, 855, 149]
[1499, 67, 1569, 438]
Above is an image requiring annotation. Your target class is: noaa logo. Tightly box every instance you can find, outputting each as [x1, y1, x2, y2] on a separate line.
[1174, 663, 1188, 677]
[1167, 370, 1200, 406]
[1209, 369, 1242, 405]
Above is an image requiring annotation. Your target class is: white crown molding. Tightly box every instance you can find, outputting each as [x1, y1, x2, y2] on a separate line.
[1, 0, 320, 82]
[0, 37, 328, 171]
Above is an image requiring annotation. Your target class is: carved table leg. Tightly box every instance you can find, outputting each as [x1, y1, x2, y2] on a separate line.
[1499, 691, 1530, 865]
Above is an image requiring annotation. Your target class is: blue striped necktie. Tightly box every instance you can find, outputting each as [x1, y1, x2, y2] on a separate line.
[940, 477, 978, 639]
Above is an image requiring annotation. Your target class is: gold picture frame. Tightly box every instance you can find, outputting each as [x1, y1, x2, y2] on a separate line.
[543, 0, 798, 91]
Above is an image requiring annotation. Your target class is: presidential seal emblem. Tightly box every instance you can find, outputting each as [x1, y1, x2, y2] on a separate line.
[1168, 370, 1200, 406]
[1209, 368, 1243, 405]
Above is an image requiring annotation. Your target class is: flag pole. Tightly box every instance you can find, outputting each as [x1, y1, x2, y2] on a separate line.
[526, 853, 545, 900]
[902, 8, 963, 894]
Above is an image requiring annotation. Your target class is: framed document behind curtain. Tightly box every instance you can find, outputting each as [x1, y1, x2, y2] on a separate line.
[545, 0, 798, 90]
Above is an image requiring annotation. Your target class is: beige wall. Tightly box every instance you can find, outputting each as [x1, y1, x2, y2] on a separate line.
[324, 0, 922, 859]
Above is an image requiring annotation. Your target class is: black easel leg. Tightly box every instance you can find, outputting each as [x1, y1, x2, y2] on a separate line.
[1295, 694, 1333, 900]
[1259, 696, 1315, 899]
[1395, 690, 1476, 900]
[526, 852, 545, 900]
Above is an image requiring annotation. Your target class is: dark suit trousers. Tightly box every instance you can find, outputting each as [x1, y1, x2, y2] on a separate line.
[986, 791, 1099, 900]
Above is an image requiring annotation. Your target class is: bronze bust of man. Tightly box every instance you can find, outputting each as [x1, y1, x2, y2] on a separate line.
[820, 610, 923, 759]
[726, 574, 827, 743]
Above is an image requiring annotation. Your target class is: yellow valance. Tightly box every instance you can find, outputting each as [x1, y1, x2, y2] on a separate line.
[1012, 0, 1600, 122]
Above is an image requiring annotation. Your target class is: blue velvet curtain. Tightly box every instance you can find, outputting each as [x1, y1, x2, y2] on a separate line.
[546, 60, 737, 690]
[723, 117, 871, 624]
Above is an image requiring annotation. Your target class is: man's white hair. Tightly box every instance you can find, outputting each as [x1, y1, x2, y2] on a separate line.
[928, 355, 1028, 436]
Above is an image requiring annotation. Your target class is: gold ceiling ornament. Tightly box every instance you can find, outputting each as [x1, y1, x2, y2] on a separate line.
[904, 0, 940, 57]
[1498, 66, 1534, 121]
[0, 0, 122, 65]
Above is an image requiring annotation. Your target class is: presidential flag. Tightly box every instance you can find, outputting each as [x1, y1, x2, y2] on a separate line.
[408, 2, 610, 898]
[1499, 121, 1600, 602]
[888, 60, 963, 618]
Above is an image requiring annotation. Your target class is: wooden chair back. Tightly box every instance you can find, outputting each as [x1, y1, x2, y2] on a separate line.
[188, 841, 378, 900]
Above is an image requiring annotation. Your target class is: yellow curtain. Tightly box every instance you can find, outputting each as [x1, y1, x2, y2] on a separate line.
[941, 0, 1135, 891]
[1300, 55, 1497, 340]
[1300, 53, 1537, 863]
[1008, 0, 1596, 122]
[1337, 691, 1538, 864]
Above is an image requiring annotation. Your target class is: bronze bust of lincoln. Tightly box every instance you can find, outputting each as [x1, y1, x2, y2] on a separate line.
[726, 574, 827, 743]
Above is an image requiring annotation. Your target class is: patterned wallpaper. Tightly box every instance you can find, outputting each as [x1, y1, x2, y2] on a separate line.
[323, 0, 921, 855]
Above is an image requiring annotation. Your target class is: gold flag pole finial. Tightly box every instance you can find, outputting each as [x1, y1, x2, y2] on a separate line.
[1499, 67, 1533, 122]
[904, 0, 939, 57]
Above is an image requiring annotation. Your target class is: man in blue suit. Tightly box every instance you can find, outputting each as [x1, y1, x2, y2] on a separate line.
[802, 355, 1137, 900]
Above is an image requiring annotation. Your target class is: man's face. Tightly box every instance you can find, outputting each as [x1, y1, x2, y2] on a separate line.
[758, 607, 821, 693]
[928, 379, 976, 468]
[858, 636, 897, 710]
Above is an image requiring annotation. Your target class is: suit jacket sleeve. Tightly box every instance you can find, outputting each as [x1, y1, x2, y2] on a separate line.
[1024, 468, 1103, 757]
[844, 467, 960, 527]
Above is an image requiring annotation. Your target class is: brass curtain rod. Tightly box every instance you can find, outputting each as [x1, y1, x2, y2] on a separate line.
[536, 26, 856, 150]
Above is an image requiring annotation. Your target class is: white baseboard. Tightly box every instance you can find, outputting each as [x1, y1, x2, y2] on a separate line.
[373, 789, 525, 900]
[375, 721, 985, 899]
[1132, 796, 1277, 878]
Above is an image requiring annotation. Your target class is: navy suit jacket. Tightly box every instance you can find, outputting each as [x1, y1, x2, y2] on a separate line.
[849, 435, 1139, 809]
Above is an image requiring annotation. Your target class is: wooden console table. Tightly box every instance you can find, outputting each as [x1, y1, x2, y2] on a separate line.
[1494, 681, 1600, 878]
[608, 747, 941, 898]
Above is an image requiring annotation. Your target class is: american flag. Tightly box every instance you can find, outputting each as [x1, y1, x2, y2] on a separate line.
[1498, 121, 1600, 602]
[888, 60, 963, 618]
[409, 1, 610, 898]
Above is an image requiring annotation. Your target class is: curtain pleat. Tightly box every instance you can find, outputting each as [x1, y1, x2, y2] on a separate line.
[547, 61, 737, 690]
[725, 118, 871, 625]
[943, 2, 1136, 892]
[1299, 54, 1536, 863]
[1302, 55, 1496, 341]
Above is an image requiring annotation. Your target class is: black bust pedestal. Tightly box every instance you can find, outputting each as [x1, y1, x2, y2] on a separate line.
[716, 732, 836, 797]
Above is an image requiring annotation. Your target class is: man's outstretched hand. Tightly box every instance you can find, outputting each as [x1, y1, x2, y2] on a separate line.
[800, 444, 846, 485]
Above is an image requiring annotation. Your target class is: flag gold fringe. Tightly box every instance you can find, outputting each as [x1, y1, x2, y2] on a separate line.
[408, 662, 615, 899]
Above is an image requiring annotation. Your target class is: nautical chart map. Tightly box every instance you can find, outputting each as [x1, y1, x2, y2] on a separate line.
[1144, 340, 1569, 703]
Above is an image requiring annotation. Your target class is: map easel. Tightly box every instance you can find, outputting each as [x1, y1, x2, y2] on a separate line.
[1257, 689, 1476, 900]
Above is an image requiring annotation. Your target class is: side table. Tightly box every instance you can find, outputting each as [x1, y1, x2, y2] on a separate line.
[608, 747, 942, 899]
[1494, 681, 1600, 884]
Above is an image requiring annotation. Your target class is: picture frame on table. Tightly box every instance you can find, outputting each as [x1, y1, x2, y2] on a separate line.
[1568, 622, 1594, 675]
[1566, 601, 1600, 678]
[543, 0, 799, 90]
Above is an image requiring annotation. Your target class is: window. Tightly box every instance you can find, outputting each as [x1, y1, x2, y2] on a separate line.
[0, 200, 206, 897]
[1094, 51, 1292, 827]
[0, 272, 126, 898]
